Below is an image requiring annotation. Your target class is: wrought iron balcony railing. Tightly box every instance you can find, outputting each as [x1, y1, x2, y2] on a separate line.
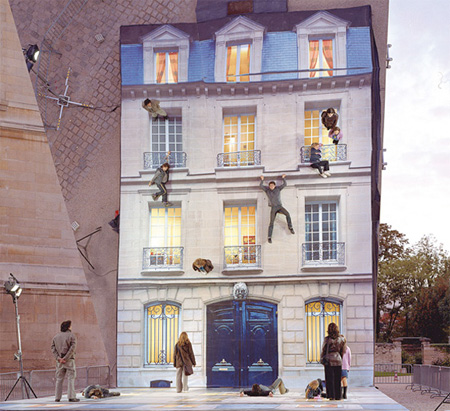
[217, 150, 261, 167]
[300, 144, 347, 163]
[302, 242, 345, 266]
[144, 152, 187, 169]
[143, 247, 184, 270]
[224, 245, 261, 269]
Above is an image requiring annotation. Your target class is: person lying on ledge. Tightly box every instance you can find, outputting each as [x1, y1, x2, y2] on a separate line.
[240, 378, 289, 396]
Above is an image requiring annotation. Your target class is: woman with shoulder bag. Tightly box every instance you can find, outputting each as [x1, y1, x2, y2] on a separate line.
[174, 332, 196, 393]
[320, 323, 346, 400]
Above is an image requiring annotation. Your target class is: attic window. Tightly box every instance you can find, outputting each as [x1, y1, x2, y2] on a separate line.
[228, 1, 253, 15]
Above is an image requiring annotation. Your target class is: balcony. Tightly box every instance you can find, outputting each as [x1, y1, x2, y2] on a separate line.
[300, 144, 347, 163]
[142, 247, 184, 271]
[223, 245, 262, 271]
[144, 152, 187, 169]
[302, 242, 345, 267]
[217, 150, 261, 167]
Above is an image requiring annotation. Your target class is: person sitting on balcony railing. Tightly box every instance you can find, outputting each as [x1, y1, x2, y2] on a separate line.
[150, 163, 172, 207]
[142, 98, 168, 120]
[310, 143, 331, 178]
[260, 175, 295, 243]
[329, 127, 343, 145]
[321, 108, 338, 130]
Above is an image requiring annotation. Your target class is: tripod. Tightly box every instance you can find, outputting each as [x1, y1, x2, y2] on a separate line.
[4, 295, 37, 401]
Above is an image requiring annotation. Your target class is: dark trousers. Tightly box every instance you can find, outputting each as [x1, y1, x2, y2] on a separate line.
[155, 183, 167, 202]
[324, 365, 342, 400]
[311, 161, 330, 173]
[269, 206, 292, 237]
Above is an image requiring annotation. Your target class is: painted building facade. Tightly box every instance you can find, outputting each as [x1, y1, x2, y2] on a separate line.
[118, 5, 383, 388]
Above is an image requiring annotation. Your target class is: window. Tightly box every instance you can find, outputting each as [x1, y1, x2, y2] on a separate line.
[147, 206, 182, 267]
[305, 202, 338, 262]
[304, 109, 335, 146]
[223, 114, 255, 166]
[155, 51, 178, 84]
[226, 44, 250, 82]
[145, 302, 180, 365]
[224, 206, 257, 265]
[305, 299, 342, 363]
[309, 39, 333, 78]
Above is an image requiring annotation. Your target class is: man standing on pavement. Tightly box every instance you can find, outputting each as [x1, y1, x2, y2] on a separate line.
[260, 175, 295, 243]
[51, 320, 79, 402]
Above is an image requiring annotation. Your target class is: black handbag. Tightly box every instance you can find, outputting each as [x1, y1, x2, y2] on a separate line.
[320, 339, 330, 366]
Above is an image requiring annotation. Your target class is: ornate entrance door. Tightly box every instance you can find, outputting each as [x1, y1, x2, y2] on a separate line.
[206, 300, 278, 387]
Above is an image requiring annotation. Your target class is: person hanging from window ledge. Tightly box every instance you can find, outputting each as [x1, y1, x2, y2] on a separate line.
[260, 175, 295, 243]
[142, 98, 168, 120]
[149, 162, 172, 207]
[240, 378, 289, 397]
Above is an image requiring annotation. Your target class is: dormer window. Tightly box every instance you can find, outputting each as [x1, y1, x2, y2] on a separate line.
[226, 43, 250, 82]
[215, 16, 265, 83]
[309, 38, 333, 78]
[295, 11, 349, 79]
[155, 50, 178, 83]
[142, 25, 189, 84]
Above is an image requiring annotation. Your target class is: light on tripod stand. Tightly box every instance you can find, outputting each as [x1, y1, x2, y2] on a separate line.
[3, 274, 36, 401]
[4, 274, 22, 300]
[22, 44, 40, 72]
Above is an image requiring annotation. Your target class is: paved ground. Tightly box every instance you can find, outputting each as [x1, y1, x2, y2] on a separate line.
[0, 387, 413, 411]
[377, 383, 448, 411]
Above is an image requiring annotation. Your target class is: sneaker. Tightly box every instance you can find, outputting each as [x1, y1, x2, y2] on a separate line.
[268, 237, 272, 243]
[283, 388, 290, 394]
[164, 202, 173, 207]
[324, 171, 331, 177]
[289, 227, 295, 234]
[314, 168, 321, 175]
[69, 398, 80, 402]
[320, 173, 328, 178]
[152, 194, 158, 201]
[55, 399, 60, 402]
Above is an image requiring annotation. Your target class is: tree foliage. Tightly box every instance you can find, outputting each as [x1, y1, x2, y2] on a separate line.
[377, 224, 450, 342]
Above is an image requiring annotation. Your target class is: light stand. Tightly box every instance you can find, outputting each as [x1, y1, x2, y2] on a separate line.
[4, 274, 37, 401]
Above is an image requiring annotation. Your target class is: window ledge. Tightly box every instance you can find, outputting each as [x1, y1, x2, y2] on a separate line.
[301, 265, 347, 272]
[141, 270, 185, 276]
[222, 268, 263, 275]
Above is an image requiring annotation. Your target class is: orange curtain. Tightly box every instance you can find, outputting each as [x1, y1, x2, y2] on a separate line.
[169, 52, 178, 83]
[226, 46, 234, 81]
[309, 40, 319, 78]
[156, 52, 166, 83]
[239, 44, 250, 82]
[323, 40, 334, 76]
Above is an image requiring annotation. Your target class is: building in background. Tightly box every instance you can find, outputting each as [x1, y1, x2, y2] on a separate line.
[118, 3, 387, 388]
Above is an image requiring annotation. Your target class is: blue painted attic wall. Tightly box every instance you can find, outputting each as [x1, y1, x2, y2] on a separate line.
[188, 39, 216, 82]
[347, 27, 372, 75]
[261, 31, 298, 81]
[121, 44, 143, 85]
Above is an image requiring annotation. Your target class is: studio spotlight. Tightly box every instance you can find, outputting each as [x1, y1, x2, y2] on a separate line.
[22, 44, 40, 72]
[4, 273, 22, 301]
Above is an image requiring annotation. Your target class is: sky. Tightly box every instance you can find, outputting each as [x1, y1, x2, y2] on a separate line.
[380, 0, 450, 251]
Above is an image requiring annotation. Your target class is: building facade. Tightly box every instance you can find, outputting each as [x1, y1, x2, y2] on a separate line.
[118, 5, 383, 388]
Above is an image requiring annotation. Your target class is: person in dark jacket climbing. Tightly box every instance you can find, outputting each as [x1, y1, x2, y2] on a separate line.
[149, 163, 171, 206]
[260, 175, 295, 243]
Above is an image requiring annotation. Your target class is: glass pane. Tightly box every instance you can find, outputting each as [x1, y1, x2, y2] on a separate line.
[226, 46, 237, 82]
[168, 52, 178, 83]
[239, 44, 250, 82]
[155, 52, 166, 84]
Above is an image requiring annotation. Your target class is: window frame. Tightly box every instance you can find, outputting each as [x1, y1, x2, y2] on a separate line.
[308, 37, 335, 78]
[144, 301, 180, 366]
[222, 113, 256, 158]
[304, 107, 339, 146]
[224, 204, 257, 247]
[225, 42, 251, 83]
[150, 116, 183, 154]
[305, 298, 343, 364]
[149, 205, 182, 248]
[154, 49, 179, 84]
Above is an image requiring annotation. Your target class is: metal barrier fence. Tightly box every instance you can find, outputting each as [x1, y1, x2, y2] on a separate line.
[406, 364, 450, 398]
[374, 363, 413, 384]
[1, 365, 110, 401]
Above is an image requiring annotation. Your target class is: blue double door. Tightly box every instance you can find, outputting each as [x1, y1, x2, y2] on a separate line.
[206, 299, 278, 388]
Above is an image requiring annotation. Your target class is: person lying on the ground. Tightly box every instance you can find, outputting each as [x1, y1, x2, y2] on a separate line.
[82, 385, 120, 399]
[240, 378, 289, 396]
